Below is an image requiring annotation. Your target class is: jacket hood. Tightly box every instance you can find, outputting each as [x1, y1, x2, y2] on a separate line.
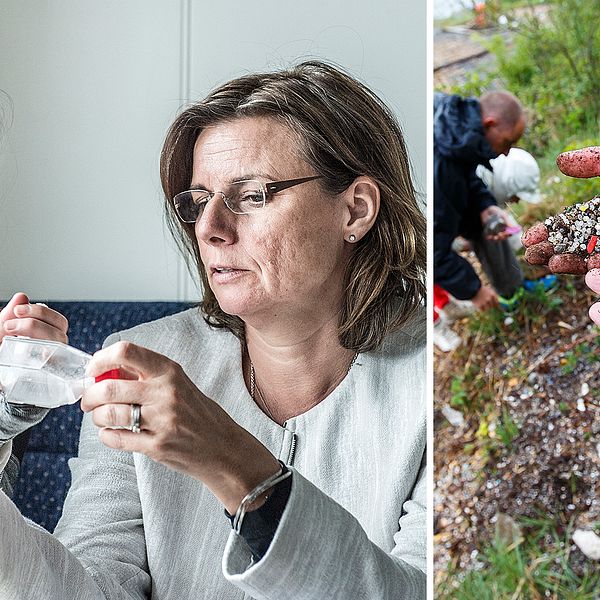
[434, 92, 497, 167]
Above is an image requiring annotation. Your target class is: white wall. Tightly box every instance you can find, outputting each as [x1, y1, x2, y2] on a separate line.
[0, 0, 426, 301]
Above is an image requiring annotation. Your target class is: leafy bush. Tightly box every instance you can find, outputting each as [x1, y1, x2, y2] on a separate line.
[438, 1, 600, 155]
[446, 70, 495, 99]
[484, 0, 600, 154]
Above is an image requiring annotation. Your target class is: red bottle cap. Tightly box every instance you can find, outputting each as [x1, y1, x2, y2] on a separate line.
[587, 235, 598, 254]
[94, 369, 121, 383]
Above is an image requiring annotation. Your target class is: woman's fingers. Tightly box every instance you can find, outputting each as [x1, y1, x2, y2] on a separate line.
[2, 316, 68, 343]
[97, 427, 155, 454]
[13, 302, 68, 333]
[0, 293, 30, 332]
[83, 343, 183, 448]
[81, 379, 147, 412]
[1, 294, 69, 343]
[86, 341, 174, 380]
[90, 401, 134, 428]
[556, 146, 600, 178]
[89, 399, 155, 432]
[0, 292, 29, 317]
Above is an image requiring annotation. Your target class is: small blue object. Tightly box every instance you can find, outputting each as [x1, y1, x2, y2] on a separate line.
[523, 274, 558, 292]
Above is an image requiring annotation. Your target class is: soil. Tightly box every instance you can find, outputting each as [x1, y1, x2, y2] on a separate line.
[434, 264, 600, 583]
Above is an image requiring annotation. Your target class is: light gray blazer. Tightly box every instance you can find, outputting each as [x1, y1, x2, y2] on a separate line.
[0, 308, 426, 599]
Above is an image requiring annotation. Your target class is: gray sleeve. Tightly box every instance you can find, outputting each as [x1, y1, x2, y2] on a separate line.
[0, 440, 16, 497]
[53, 330, 151, 597]
[0, 454, 147, 600]
[51, 411, 151, 598]
[0, 489, 109, 599]
[222, 463, 426, 600]
[0, 441, 11, 472]
[0, 418, 150, 600]
[0, 332, 150, 600]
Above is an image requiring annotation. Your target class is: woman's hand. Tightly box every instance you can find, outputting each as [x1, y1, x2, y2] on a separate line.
[82, 341, 280, 513]
[1, 292, 68, 344]
[0, 293, 70, 442]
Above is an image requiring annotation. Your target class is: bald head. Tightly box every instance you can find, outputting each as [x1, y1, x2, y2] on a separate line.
[480, 91, 524, 127]
[480, 91, 526, 156]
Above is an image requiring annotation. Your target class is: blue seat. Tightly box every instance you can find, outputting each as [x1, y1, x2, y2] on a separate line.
[8, 301, 194, 531]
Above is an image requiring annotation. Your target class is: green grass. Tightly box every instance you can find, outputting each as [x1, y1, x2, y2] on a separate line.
[495, 408, 519, 447]
[437, 516, 600, 599]
[448, 362, 495, 415]
[560, 339, 600, 375]
[464, 283, 563, 351]
[467, 306, 508, 341]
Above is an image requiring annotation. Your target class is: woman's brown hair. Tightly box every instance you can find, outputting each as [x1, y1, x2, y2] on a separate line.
[160, 61, 425, 352]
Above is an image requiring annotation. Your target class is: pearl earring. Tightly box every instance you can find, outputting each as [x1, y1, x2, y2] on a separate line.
[348, 234, 356, 242]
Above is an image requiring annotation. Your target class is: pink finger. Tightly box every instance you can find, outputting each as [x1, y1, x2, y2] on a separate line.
[81, 379, 145, 412]
[524, 241, 554, 265]
[556, 147, 600, 178]
[588, 301, 600, 326]
[97, 427, 152, 454]
[1, 317, 68, 343]
[522, 223, 548, 247]
[585, 269, 600, 294]
[548, 254, 587, 275]
[587, 255, 600, 270]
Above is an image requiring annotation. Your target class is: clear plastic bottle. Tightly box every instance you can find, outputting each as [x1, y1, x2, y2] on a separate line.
[0, 336, 117, 409]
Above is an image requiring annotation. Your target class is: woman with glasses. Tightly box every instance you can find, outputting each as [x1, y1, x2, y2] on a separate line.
[0, 61, 426, 599]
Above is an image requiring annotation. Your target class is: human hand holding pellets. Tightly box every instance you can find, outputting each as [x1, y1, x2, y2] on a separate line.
[522, 146, 600, 324]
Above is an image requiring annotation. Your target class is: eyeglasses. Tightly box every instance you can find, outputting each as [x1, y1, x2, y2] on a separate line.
[173, 175, 323, 223]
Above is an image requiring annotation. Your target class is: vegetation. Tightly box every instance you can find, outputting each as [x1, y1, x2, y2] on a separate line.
[440, 0, 600, 157]
[435, 2, 600, 594]
[493, 0, 599, 153]
[437, 516, 600, 599]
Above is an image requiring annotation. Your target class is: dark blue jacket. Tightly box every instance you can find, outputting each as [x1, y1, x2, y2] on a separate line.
[434, 92, 498, 300]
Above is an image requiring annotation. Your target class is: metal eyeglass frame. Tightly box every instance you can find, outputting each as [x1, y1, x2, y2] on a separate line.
[173, 175, 323, 223]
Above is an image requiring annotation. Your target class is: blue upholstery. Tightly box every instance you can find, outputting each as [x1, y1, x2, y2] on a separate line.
[9, 301, 194, 532]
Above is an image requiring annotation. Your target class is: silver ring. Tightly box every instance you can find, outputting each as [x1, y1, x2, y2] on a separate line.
[130, 404, 141, 433]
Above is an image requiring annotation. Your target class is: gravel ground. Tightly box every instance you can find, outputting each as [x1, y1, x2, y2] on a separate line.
[434, 270, 600, 584]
